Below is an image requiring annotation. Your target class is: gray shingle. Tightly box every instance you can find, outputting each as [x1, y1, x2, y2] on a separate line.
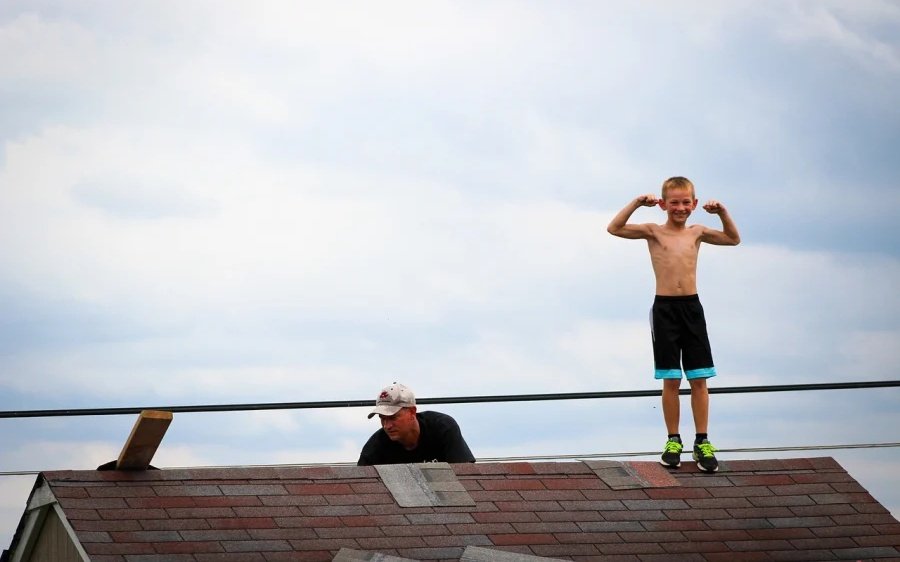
[376, 463, 475, 508]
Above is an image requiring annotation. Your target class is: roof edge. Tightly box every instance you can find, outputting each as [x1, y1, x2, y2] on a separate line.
[3, 474, 89, 562]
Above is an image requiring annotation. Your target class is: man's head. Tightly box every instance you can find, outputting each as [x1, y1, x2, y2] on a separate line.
[367, 382, 416, 419]
[368, 382, 419, 447]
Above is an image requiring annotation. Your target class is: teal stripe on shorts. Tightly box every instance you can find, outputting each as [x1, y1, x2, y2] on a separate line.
[654, 369, 683, 379]
[685, 367, 717, 380]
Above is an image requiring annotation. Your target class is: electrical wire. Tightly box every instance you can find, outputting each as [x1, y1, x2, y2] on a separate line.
[2, 380, 898, 419]
[1, 441, 898, 477]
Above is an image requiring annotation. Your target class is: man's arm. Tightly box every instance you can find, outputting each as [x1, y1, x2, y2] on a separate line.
[700, 200, 741, 246]
[607, 194, 658, 239]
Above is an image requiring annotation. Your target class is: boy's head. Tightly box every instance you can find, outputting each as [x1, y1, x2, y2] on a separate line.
[661, 176, 695, 199]
[659, 176, 698, 223]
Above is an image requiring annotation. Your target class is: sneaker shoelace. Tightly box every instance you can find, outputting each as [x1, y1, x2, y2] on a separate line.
[664, 440, 683, 453]
[696, 442, 716, 458]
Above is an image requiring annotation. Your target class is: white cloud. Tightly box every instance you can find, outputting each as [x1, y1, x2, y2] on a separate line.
[0, 476, 34, 551]
[2, 440, 119, 472]
[269, 439, 363, 466]
[777, 1, 900, 72]
[1, 123, 621, 321]
[836, 329, 900, 379]
[0, 12, 98, 85]
[556, 320, 653, 390]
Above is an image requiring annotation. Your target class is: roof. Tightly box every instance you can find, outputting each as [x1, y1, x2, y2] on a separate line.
[4, 456, 899, 561]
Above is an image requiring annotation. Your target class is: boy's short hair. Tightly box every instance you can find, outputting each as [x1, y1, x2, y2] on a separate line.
[661, 176, 695, 199]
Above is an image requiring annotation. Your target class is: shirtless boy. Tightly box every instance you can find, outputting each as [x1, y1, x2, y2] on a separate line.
[607, 176, 740, 472]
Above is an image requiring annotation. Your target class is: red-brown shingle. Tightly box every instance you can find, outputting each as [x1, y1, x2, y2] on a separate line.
[4, 457, 897, 561]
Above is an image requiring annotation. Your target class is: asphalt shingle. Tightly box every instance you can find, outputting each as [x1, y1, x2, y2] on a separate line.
[5, 457, 899, 561]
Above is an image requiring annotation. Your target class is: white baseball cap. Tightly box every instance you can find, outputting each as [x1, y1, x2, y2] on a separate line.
[367, 382, 416, 419]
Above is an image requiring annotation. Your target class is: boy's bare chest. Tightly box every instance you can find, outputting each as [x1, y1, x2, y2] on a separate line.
[650, 229, 701, 256]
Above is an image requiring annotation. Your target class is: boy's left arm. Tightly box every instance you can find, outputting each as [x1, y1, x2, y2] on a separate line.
[700, 200, 741, 246]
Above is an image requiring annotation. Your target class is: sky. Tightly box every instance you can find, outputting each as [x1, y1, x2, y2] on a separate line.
[1, 0, 899, 550]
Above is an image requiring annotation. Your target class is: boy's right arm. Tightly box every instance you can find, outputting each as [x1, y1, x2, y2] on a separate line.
[607, 194, 657, 239]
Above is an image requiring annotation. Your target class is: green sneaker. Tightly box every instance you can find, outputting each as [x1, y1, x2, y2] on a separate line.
[693, 439, 719, 473]
[660, 437, 682, 468]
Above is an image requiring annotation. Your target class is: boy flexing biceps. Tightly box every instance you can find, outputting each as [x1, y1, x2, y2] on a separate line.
[607, 176, 740, 472]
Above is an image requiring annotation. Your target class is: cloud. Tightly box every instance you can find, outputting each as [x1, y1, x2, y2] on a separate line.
[555, 320, 653, 390]
[0, 476, 33, 551]
[70, 177, 218, 220]
[1, 440, 119, 472]
[776, 1, 900, 73]
[1, 122, 618, 318]
[0, 12, 98, 86]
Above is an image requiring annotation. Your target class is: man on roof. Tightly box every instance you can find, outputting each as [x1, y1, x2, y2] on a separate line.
[357, 382, 476, 466]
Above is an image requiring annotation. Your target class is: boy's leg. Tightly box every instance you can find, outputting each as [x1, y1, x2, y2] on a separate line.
[662, 378, 681, 434]
[688, 378, 708, 434]
[679, 296, 718, 472]
[660, 378, 683, 468]
[688, 377, 718, 473]
[652, 297, 685, 468]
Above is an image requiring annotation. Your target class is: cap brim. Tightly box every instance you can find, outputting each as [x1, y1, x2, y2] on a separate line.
[367, 404, 403, 419]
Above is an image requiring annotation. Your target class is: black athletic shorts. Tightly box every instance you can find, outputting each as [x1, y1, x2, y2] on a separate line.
[650, 294, 716, 380]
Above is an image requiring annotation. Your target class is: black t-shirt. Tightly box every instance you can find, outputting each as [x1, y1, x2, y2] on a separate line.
[357, 410, 475, 466]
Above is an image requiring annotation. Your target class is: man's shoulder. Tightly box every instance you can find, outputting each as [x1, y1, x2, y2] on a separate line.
[419, 410, 455, 419]
[418, 410, 458, 427]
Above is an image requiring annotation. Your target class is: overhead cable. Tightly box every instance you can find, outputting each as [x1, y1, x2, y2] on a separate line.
[2, 380, 898, 419]
[1, 441, 898, 476]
